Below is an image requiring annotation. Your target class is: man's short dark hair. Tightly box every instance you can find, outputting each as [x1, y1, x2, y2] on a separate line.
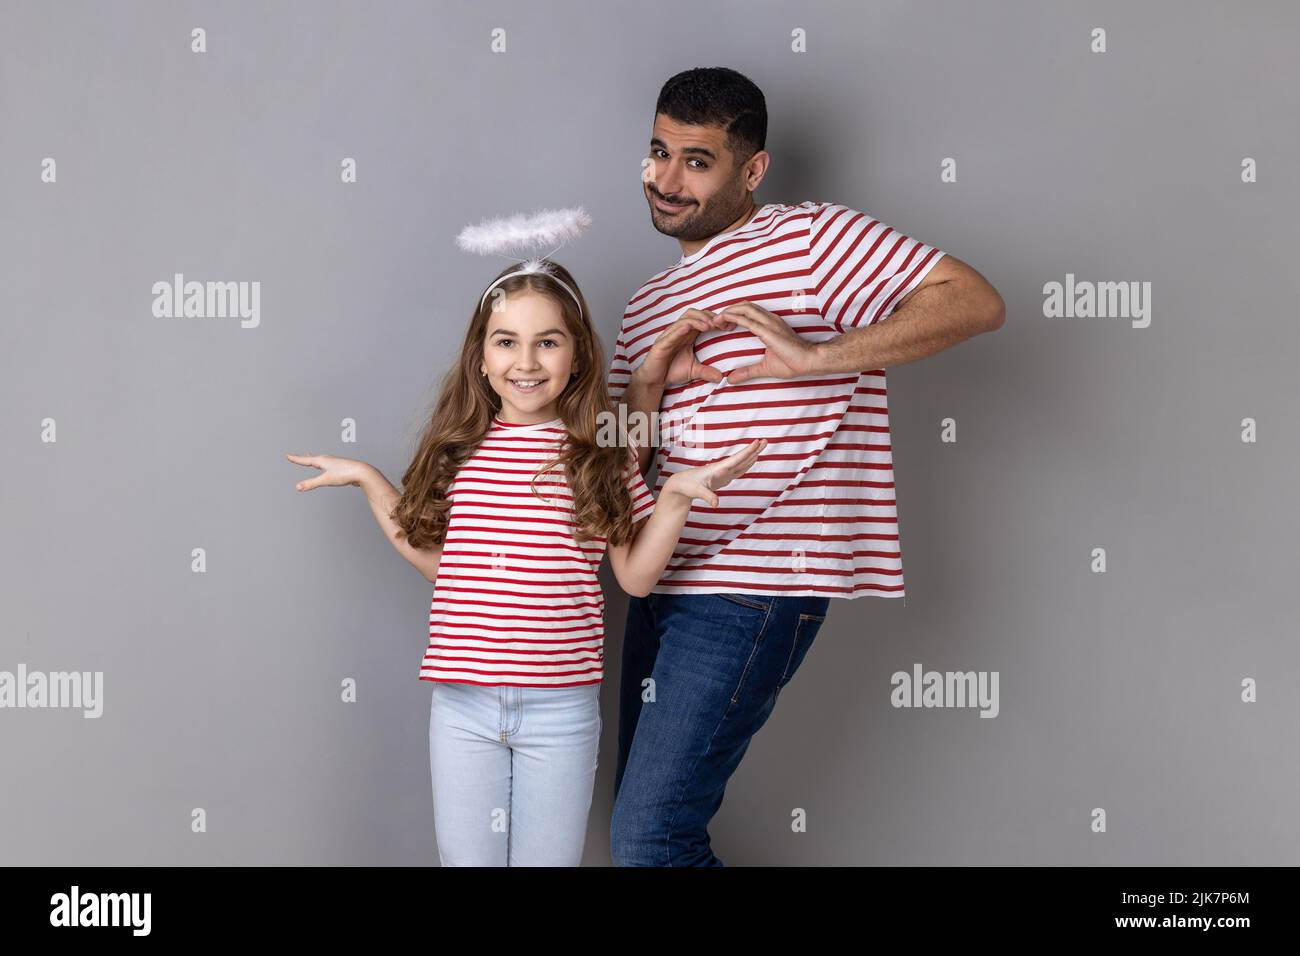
[655, 67, 767, 163]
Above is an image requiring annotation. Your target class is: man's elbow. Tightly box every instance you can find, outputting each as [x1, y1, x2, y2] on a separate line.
[982, 289, 1006, 332]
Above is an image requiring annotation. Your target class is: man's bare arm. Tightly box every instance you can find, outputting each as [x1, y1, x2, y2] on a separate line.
[621, 372, 664, 475]
[713, 255, 1004, 385]
[614, 311, 724, 476]
[812, 255, 1004, 374]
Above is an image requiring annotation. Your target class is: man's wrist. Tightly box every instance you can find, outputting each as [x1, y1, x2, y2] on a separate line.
[629, 364, 660, 391]
[810, 336, 858, 376]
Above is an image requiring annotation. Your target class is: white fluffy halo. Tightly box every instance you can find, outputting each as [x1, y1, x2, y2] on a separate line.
[455, 206, 592, 257]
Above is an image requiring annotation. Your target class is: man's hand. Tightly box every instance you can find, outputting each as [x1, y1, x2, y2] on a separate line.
[709, 301, 819, 384]
[633, 309, 727, 389]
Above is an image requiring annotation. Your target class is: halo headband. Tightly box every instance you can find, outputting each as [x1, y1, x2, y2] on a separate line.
[477, 259, 584, 315]
[455, 207, 592, 317]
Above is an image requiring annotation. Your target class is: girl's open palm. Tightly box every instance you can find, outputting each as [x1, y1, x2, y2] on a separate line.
[665, 438, 768, 508]
[285, 453, 371, 491]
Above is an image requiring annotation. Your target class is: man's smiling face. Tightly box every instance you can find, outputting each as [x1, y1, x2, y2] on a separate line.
[644, 113, 756, 243]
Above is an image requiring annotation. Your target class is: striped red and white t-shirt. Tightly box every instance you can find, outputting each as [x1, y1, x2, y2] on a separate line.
[419, 415, 657, 687]
[608, 200, 946, 600]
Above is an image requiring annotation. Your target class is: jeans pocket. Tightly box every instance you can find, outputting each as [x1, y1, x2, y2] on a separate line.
[717, 592, 773, 612]
[777, 613, 825, 692]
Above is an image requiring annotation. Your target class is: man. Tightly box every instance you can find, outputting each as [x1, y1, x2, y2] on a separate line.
[608, 66, 1004, 866]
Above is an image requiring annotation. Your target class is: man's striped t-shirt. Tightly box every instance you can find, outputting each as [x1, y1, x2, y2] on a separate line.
[608, 200, 946, 600]
[420, 415, 657, 687]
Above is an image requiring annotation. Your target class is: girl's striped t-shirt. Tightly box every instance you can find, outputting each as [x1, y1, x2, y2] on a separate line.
[420, 416, 657, 687]
[608, 200, 946, 601]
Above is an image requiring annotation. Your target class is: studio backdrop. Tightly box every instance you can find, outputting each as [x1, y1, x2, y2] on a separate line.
[2, 0, 1297, 865]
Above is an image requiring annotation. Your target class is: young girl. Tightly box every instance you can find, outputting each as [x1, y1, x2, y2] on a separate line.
[285, 258, 765, 866]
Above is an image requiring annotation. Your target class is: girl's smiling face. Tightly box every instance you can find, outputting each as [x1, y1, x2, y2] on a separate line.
[480, 289, 576, 425]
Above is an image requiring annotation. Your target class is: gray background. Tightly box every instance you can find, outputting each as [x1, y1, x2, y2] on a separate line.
[3, 0, 1298, 865]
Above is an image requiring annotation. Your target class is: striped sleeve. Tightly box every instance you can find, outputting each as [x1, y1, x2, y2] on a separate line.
[608, 323, 632, 405]
[626, 451, 656, 522]
[808, 202, 946, 331]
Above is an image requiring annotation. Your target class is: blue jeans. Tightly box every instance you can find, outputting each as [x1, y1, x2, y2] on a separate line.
[610, 591, 831, 866]
[428, 681, 601, 866]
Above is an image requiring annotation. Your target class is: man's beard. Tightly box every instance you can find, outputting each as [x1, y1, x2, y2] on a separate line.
[646, 182, 750, 243]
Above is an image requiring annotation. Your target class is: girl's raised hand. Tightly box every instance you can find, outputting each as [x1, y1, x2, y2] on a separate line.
[285, 453, 373, 491]
[663, 438, 768, 508]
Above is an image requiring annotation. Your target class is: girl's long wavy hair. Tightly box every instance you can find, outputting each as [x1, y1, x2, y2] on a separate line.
[391, 260, 639, 551]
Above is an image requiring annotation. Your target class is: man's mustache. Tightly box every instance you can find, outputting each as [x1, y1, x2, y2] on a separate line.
[648, 186, 697, 207]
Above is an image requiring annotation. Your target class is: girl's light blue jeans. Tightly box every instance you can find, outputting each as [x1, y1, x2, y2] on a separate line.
[428, 680, 601, 866]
